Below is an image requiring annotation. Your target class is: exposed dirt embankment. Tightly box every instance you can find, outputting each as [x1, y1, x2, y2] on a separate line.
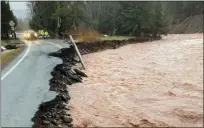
[32, 46, 87, 128]
[76, 37, 154, 55]
[169, 13, 203, 34]
[31, 37, 156, 128]
[69, 34, 203, 127]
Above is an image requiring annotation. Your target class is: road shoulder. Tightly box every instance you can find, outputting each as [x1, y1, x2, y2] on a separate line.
[1, 46, 26, 69]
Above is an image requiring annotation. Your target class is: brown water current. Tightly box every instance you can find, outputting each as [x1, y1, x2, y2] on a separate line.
[68, 34, 203, 127]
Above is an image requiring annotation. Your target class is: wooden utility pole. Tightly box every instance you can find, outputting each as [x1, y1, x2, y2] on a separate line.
[69, 35, 86, 70]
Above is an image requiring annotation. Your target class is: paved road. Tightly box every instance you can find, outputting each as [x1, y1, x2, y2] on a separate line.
[1, 39, 70, 127]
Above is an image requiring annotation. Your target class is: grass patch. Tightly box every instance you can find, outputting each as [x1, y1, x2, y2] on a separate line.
[69, 28, 100, 42]
[100, 36, 136, 41]
[1, 47, 25, 69]
[1, 39, 24, 47]
[1, 40, 9, 46]
[74, 36, 136, 43]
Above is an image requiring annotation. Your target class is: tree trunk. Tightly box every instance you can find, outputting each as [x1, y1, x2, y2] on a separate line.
[6, 33, 9, 39]
[14, 31, 16, 39]
[153, 31, 157, 39]
[136, 23, 141, 37]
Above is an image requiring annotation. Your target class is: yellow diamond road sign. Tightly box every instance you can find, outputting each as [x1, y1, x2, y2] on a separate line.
[9, 20, 15, 27]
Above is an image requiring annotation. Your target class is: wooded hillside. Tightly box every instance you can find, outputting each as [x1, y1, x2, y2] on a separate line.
[27, 1, 203, 37]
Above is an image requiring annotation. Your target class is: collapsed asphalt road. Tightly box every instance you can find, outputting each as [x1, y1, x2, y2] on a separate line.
[1, 37, 153, 127]
[31, 45, 87, 128]
[1, 39, 70, 127]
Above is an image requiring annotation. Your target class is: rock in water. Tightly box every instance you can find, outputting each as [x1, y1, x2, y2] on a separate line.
[51, 119, 58, 126]
[60, 94, 70, 102]
[66, 71, 82, 82]
[74, 68, 88, 77]
[63, 116, 73, 123]
[42, 120, 49, 125]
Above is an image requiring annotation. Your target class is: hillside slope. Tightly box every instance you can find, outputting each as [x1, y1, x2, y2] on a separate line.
[169, 13, 203, 34]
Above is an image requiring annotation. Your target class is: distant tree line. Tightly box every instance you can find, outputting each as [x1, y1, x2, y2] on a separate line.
[1, 1, 17, 39]
[27, 1, 203, 38]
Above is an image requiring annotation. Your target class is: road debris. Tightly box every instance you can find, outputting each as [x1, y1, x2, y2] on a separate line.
[32, 45, 87, 128]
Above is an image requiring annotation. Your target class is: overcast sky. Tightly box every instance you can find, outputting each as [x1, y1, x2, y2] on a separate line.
[9, 1, 27, 10]
[9, 1, 28, 19]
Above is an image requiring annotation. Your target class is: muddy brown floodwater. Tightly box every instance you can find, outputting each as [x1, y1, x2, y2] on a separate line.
[68, 34, 203, 127]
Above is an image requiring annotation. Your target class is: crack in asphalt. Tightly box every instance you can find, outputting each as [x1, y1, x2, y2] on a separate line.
[31, 45, 88, 127]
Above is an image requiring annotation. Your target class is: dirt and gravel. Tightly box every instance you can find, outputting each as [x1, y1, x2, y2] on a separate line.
[170, 13, 203, 34]
[32, 46, 87, 128]
[68, 34, 203, 127]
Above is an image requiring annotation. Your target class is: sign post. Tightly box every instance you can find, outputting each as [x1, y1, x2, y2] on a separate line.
[11, 26, 14, 31]
[9, 20, 16, 39]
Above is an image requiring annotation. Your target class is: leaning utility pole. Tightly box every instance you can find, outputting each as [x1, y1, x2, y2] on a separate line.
[69, 35, 86, 70]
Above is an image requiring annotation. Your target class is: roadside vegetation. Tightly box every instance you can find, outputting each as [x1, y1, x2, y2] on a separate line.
[1, 39, 25, 69]
[1, 1, 17, 40]
[1, 1, 25, 69]
[100, 36, 135, 41]
[1, 39, 24, 46]
[68, 28, 136, 42]
[27, 1, 203, 40]
[1, 40, 8, 46]
[1, 46, 25, 69]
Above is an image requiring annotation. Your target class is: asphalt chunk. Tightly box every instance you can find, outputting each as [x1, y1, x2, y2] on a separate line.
[31, 45, 87, 128]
